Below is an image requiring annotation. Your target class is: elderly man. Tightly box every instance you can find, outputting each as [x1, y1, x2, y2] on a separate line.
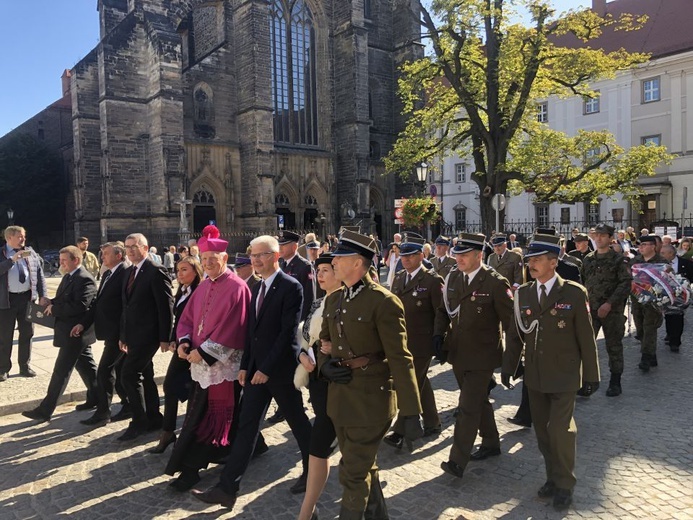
[118, 233, 173, 441]
[22, 246, 98, 422]
[0, 225, 48, 380]
[278, 230, 314, 321]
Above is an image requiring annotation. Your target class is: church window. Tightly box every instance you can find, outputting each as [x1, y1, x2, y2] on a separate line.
[276, 193, 291, 206]
[270, 0, 319, 146]
[193, 84, 215, 138]
[304, 194, 318, 206]
[193, 189, 216, 204]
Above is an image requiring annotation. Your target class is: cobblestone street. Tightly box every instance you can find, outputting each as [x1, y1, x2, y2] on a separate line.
[1, 297, 692, 520]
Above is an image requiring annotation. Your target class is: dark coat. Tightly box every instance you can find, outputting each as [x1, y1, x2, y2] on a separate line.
[241, 270, 304, 385]
[487, 249, 524, 286]
[120, 259, 174, 349]
[675, 255, 693, 282]
[81, 263, 127, 343]
[281, 254, 314, 320]
[430, 255, 456, 279]
[51, 267, 97, 349]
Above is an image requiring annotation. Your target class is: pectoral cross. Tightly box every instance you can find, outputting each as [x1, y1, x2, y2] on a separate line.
[198, 319, 204, 336]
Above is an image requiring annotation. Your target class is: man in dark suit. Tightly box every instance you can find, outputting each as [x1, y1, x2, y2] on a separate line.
[22, 246, 98, 422]
[278, 230, 314, 320]
[503, 233, 600, 511]
[385, 234, 443, 449]
[118, 233, 173, 441]
[0, 225, 48, 380]
[72, 241, 130, 426]
[661, 244, 693, 352]
[193, 235, 312, 509]
[234, 253, 261, 290]
[434, 233, 514, 479]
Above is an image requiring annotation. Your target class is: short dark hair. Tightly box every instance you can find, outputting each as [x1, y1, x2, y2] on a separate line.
[77, 237, 88, 244]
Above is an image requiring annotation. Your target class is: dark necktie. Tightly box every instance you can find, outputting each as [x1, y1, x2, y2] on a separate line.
[126, 267, 137, 296]
[405, 273, 411, 286]
[540, 284, 548, 310]
[464, 274, 470, 291]
[99, 269, 112, 295]
[13, 249, 27, 284]
[256, 281, 266, 317]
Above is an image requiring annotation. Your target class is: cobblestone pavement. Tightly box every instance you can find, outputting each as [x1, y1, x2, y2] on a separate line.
[1, 278, 691, 518]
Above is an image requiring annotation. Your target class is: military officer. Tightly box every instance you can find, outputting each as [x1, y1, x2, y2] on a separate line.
[319, 230, 422, 520]
[487, 233, 524, 289]
[431, 236, 457, 279]
[278, 230, 314, 320]
[630, 235, 667, 372]
[568, 233, 590, 261]
[234, 253, 261, 290]
[384, 234, 443, 449]
[581, 223, 631, 396]
[433, 233, 514, 479]
[503, 233, 600, 511]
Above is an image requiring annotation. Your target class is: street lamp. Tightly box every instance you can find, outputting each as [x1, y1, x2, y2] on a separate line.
[416, 162, 428, 195]
[7, 208, 14, 225]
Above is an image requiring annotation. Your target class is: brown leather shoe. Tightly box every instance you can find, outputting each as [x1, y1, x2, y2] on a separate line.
[191, 486, 237, 509]
[440, 460, 465, 478]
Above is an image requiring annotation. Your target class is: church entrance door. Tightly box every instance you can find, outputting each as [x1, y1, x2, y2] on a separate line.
[276, 207, 296, 229]
[304, 208, 318, 229]
[194, 205, 217, 232]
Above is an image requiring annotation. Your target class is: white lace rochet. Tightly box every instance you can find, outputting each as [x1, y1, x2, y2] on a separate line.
[191, 338, 243, 389]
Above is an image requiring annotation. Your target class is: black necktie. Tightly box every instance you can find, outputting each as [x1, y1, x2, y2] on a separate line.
[13, 249, 27, 284]
[257, 281, 266, 317]
[99, 270, 112, 295]
[126, 267, 137, 296]
[540, 284, 548, 310]
[405, 273, 411, 286]
[464, 274, 470, 290]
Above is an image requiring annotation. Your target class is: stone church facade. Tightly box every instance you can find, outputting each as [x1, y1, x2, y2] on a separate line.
[69, 0, 422, 244]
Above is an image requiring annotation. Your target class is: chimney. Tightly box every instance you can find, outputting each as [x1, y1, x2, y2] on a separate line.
[61, 69, 72, 98]
[592, 0, 607, 16]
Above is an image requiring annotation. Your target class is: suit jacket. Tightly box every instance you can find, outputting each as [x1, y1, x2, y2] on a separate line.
[0, 245, 46, 309]
[245, 273, 261, 291]
[281, 255, 314, 320]
[431, 255, 456, 280]
[434, 264, 514, 370]
[504, 276, 600, 393]
[81, 263, 127, 343]
[120, 259, 174, 349]
[674, 256, 693, 282]
[170, 280, 199, 342]
[240, 270, 304, 385]
[51, 267, 97, 349]
[488, 249, 524, 286]
[391, 267, 443, 357]
[319, 273, 422, 426]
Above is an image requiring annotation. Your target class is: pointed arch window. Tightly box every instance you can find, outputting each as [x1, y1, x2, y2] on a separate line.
[270, 0, 318, 146]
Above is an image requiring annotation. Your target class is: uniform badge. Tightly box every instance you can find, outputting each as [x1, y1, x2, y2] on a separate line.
[550, 309, 557, 316]
[558, 320, 566, 329]
[477, 307, 482, 313]
[412, 291, 418, 297]
[470, 296, 476, 301]
[416, 300, 422, 307]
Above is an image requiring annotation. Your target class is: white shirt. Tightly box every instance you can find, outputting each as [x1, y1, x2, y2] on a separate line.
[463, 264, 483, 285]
[536, 273, 558, 300]
[670, 257, 679, 273]
[404, 265, 423, 283]
[133, 258, 147, 277]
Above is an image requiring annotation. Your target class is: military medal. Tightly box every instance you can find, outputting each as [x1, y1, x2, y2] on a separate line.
[550, 309, 557, 316]
[558, 320, 566, 328]
[471, 296, 476, 301]
[412, 291, 418, 297]
[416, 301, 422, 307]
[477, 307, 482, 313]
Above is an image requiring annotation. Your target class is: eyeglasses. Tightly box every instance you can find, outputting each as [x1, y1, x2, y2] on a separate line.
[249, 252, 276, 259]
[124, 244, 143, 251]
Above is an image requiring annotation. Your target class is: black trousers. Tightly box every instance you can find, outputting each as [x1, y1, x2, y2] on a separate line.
[162, 352, 191, 432]
[94, 339, 128, 416]
[38, 342, 97, 417]
[0, 291, 33, 373]
[120, 344, 161, 428]
[219, 380, 312, 495]
[665, 313, 684, 347]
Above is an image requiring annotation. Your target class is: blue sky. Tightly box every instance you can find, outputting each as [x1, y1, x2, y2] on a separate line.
[0, 0, 588, 137]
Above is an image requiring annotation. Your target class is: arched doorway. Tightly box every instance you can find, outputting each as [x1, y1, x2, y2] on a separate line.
[275, 193, 296, 229]
[303, 194, 318, 229]
[193, 189, 217, 232]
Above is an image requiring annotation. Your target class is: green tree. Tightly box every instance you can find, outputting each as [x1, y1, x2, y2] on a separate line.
[386, 0, 672, 234]
[0, 133, 66, 245]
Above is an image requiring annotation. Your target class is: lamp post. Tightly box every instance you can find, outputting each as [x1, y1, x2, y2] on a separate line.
[415, 162, 428, 196]
[7, 208, 14, 226]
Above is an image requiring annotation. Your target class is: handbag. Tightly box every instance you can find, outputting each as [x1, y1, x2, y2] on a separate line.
[26, 301, 55, 329]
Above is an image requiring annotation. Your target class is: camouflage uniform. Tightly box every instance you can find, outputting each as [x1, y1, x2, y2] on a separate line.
[630, 253, 666, 362]
[581, 249, 631, 374]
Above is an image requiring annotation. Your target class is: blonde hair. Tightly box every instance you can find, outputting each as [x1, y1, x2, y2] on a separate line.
[4, 226, 25, 240]
[60, 245, 83, 262]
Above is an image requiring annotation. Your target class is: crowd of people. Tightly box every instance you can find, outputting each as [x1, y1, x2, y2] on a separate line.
[1, 221, 691, 518]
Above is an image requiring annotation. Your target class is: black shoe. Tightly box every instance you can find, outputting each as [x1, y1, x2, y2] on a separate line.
[649, 355, 658, 367]
[289, 473, 307, 494]
[469, 446, 501, 461]
[19, 367, 37, 377]
[605, 382, 622, 397]
[117, 423, 147, 441]
[537, 481, 556, 498]
[149, 432, 176, 454]
[267, 409, 285, 424]
[75, 401, 98, 411]
[576, 384, 593, 398]
[147, 414, 164, 431]
[252, 438, 269, 459]
[168, 469, 200, 492]
[383, 432, 404, 449]
[81, 413, 111, 427]
[423, 425, 442, 437]
[553, 488, 573, 511]
[670, 344, 680, 352]
[638, 355, 650, 372]
[0, 372, 8, 382]
[440, 460, 465, 478]
[22, 408, 50, 422]
[634, 335, 642, 341]
[192, 486, 237, 509]
[507, 416, 532, 428]
[111, 406, 132, 422]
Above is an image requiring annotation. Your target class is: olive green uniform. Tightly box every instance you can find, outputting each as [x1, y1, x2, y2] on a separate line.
[391, 267, 443, 434]
[487, 249, 524, 287]
[504, 276, 600, 491]
[434, 265, 514, 472]
[630, 254, 666, 358]
[319, 273, 421, 515]
[581, 249, 632, 374]
[431, 255, 456, 279]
